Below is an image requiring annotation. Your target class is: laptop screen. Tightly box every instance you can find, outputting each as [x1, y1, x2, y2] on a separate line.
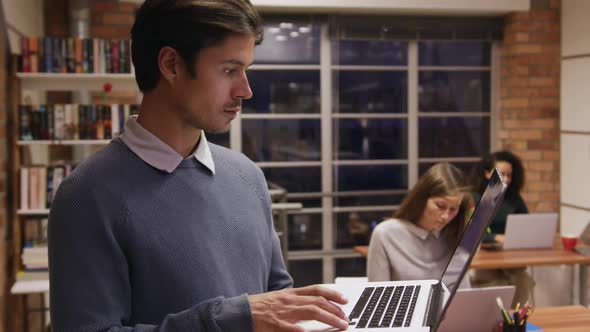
[432, 169, 506, 330]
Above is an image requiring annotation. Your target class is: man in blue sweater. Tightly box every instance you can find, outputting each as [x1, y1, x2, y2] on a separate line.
[48, 0, 349, 331]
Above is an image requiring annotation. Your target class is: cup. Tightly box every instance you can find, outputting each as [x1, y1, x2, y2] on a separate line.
[561, 234, 578, 251]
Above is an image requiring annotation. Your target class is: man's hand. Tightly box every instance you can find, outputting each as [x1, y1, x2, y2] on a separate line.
[249, 285, 349, 332]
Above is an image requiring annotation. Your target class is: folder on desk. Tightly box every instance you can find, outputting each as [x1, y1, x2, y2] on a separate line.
[526, 321, 543, 331]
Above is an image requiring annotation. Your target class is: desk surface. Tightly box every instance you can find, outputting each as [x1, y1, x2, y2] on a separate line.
[529, 305, 590, 332]
[470, 245, 590, 269]
[352, 243, 590, 270]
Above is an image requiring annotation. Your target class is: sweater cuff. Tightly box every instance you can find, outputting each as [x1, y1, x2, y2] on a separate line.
[214, 294, 253, 331]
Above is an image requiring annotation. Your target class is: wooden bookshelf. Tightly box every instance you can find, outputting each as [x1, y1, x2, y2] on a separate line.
[17, 209, 50, 216]
[9, 37, 139, 328]
[17, 139, 111, 145]
[17, 72, 137, 91]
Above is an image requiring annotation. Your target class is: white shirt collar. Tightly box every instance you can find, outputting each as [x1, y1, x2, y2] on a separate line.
[404, 220, 441, 240]
[119, 115, 215, 174]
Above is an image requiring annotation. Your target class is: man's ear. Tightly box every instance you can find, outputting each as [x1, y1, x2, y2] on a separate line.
[158, 46, 179, 85]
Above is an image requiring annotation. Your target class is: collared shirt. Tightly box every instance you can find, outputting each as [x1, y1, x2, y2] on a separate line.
[119, 115, 215, 174]
[367, 218, 451, 282]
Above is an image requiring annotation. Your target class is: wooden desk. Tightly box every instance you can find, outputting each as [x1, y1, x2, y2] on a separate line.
[352, 244, 590, 305]
[470, 241, 590, 270]
[529, 305, 590, 332]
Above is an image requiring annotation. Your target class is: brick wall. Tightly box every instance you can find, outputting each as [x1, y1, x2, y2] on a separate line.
[91, 0, 136, 39]
[91, 0, 137, 105]
[498, 0, 561, 213]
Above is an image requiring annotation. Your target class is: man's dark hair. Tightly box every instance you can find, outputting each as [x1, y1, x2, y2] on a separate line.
[470, 150, 525, 200]
[131, 0, 263, 93]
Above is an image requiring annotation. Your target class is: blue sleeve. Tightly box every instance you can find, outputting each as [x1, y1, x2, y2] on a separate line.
[48, 172, 253, 331]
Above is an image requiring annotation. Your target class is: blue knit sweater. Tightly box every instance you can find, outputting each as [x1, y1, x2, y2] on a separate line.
[48, 138, 293, 331]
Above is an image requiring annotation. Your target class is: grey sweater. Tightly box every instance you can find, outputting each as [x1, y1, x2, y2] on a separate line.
[48, 138, 292, 331]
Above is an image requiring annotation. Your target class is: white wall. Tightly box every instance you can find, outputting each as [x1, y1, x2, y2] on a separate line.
[560, 0, 590, 235]
[2, 0, 44, 54]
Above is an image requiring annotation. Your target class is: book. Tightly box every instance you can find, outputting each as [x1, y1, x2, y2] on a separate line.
[20, 168, 29, 210]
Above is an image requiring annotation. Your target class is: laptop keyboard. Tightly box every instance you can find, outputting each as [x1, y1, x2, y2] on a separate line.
[348, 285, 421, 329]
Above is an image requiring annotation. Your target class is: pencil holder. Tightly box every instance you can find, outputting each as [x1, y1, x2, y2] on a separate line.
[501, 322, 526, 332]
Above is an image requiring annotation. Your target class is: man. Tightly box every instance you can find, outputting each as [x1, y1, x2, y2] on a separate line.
[48, 0, 348, 331]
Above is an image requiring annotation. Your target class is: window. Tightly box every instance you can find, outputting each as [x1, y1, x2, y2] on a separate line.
[226, 20, 495, 284]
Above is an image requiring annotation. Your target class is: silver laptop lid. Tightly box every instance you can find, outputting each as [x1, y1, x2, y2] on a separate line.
[431, 169, 507, 331]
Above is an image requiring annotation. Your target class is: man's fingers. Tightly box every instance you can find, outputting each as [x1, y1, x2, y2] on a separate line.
[293, 295, 348, 320]
[287, 305, 350, 330]
[274, 319, 306, 332]
[292, 285, 349, 304]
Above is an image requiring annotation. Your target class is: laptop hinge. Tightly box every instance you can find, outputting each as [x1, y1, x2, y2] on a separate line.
[423, 282, 443, 327]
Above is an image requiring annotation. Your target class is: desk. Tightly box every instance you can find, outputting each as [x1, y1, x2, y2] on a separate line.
[352, 243, 590, 306]
[529, 305, 590, 332]
[470, 242, 590, 306]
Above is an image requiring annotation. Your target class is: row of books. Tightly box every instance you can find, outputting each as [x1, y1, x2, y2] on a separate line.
[21, 246, 48, 270]
[20, 36, 131, 74]
[19, 103, 139, 141]
[17, 218, 49, 282]
[16, 269, 49, 282]
[20, 164, 75, 210]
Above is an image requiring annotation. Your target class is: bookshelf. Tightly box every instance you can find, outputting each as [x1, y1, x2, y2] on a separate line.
[17, 72, 136, 91]
[17, 139, 111, 145]
[17, 209, 50, 216]
[9, 35, 139, 331]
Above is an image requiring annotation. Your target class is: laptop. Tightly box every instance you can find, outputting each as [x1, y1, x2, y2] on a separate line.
[298, 169, 506, 332]
[437, 286, 515, 332]
[574, 221, 590, 256]
[502, 213, 558, 250]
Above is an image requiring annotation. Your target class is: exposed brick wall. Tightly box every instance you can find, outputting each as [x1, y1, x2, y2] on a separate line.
[45, 0, 71, 105]
[91, 0, 136, 39]
[498, 0, 561, 213]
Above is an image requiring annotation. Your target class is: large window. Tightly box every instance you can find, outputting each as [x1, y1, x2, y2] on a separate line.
[212, 20, 495, 285]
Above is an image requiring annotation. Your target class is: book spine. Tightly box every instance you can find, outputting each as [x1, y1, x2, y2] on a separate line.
[20, 167, 29, 210]
[21, 36, 30, 72]
[75, 38, 83, 73]
[19, 105, 33, 140]
[30, 107, 41, 140]
[111, 104, 120, 137]
[105, 40, 112, 73]
[103, 105, 112, 139]
[46, 166, 54, 208]
[82, 38, 89, 73]
[72, 104, 80, 140]
[29, 37, 39, 73]
[53, 104, 65, 140]
[93, 38, 99, 74]
[38, 105, 49, 140]
[47, 105, 54, 140]
[43, 37, 53, 73]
